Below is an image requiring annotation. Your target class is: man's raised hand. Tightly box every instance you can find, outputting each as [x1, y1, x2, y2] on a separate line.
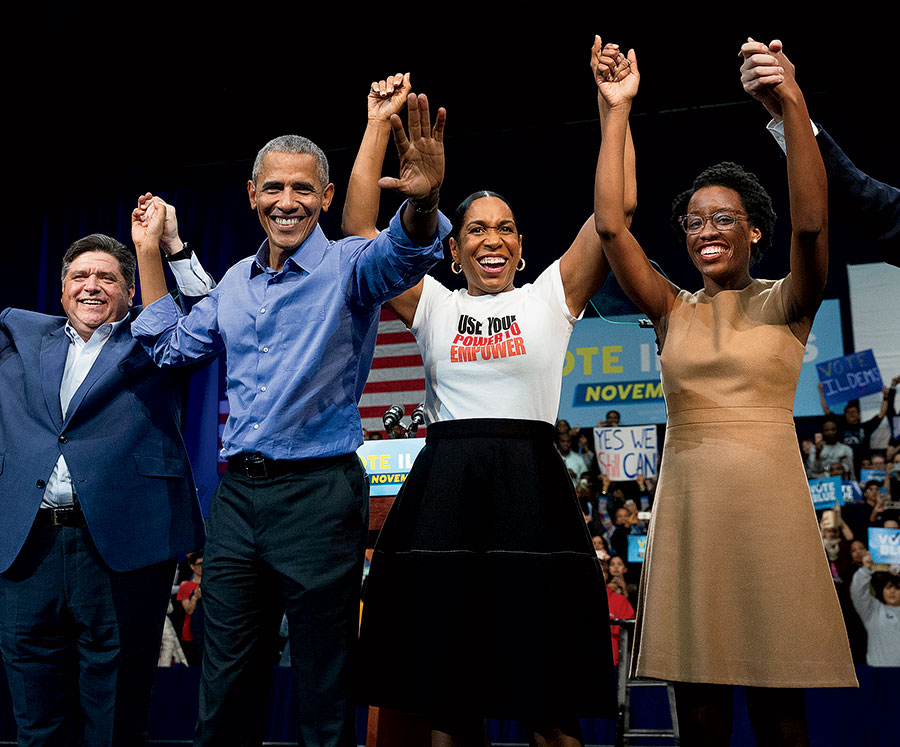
[378, 93, 446, 207]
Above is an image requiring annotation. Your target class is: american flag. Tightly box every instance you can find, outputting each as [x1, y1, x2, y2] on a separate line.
[359, 307, 426, 437]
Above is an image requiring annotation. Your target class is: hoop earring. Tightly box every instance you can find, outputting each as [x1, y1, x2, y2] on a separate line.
[451, 261, 462, 275]
[516, 257, 526, 271]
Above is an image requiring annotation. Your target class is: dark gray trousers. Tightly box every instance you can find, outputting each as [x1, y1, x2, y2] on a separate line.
[193, 455, 368, 747]
[0, 524, 173, 746]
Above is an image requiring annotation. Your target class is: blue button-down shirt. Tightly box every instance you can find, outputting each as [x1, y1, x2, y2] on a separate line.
[133, 207, 448, 460]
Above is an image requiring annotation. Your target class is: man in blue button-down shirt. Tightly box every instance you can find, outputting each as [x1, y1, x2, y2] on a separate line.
[132, 93, 449, 747]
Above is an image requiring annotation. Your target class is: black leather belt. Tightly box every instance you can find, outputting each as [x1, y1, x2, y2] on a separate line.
[36, 504, 86, 527]
[226, 452, 353, 479]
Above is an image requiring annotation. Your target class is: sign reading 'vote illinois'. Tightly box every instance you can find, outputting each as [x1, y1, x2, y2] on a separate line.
[816, 349, 883, 406]
[356, 438, 426, 497]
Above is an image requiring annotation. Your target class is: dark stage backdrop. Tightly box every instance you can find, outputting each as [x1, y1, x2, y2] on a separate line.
[5, 12, 898, 497]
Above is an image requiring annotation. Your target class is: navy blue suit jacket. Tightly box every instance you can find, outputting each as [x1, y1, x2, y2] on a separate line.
[0, 306, 205, 573]
[818, 127, 900, 268]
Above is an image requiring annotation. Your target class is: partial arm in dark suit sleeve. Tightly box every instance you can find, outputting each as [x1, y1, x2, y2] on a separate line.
[817, 127, 900, 256]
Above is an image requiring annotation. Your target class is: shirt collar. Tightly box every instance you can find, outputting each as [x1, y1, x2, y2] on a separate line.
[250, 224, 330, 278]
[64, 315, 129, 345]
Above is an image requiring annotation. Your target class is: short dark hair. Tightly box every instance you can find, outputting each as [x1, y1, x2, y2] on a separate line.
[872, 572, 900, 604]
[864, 480, 883, 492]
[822, 414, 841, 428]
[451, 191, 517, 240]
[670, 161, 776, 265]
[61, 234, 135, 288]
[252, 134, 329, 187]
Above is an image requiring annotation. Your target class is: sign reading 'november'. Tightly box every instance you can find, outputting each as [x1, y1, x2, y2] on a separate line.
[356, 438, 426, 497]
[816, 349, 883, 406]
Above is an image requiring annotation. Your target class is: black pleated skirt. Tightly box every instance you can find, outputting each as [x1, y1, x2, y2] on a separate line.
[357, 418, 615, 720]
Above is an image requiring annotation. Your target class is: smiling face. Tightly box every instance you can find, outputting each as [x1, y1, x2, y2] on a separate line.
[248, 152, 334, 263]
[61, 251, 134, 341]
[883, 581, 900, 607]
[449, 196, 522, 297]
[685, 186, 760, 292]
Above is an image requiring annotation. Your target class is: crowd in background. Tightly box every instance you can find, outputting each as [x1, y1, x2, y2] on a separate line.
[156, 377, 900, 735]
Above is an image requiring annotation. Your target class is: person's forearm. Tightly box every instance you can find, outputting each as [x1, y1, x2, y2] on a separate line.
[783, 95, 827, 239]
[136, 243, 170, 306]
[342, 119, 393, 238]
[598, 93, 637, 223]
[400, 195, 440, 246]
[594, 103, 631, 239]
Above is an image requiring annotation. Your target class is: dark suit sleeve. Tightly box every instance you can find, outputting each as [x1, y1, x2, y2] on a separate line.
[0, 309, 14, 365]
[818, 127, 900, 261]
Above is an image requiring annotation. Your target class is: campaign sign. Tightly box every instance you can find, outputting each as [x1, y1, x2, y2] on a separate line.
[627, 535, 647, 564]
[860, 469, 886, 484]
[809, 476, 843, 509]
[356, 438, 425, 497]
[816, 349, 883, 407]
[842, 481, 863, 504]
[594, 425, 658, 482]
[557, 300, 842, 426]
[868, 527, 900, 564]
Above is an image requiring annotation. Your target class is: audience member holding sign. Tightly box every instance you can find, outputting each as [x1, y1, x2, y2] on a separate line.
[593, 36, 857, 745]
[352, 44, 628, 745]
[851, 548, 900, 666]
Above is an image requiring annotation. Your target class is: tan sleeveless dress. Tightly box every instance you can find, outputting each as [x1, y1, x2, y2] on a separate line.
[632, 278, 857, 687]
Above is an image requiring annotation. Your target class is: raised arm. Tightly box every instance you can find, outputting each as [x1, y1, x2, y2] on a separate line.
[341, 74, 425, 326]
[132, 193, 170, 306]
[363, 92, 447, 327]
[132, 193, 215, 307]
[381, 93, 446, 245]
[740, 39, 827, 336]
[593, 45, 678, 327]
[558, 38, 632, 317]
[342, 73, 411, 240]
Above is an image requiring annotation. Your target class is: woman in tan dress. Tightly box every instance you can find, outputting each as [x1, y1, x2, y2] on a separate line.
[592, 40, 857, 746]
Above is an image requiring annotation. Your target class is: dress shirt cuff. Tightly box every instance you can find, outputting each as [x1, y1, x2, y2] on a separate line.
[132, 294, 182, 338]
[388, 201, 453, 246]
[766, 117, 819, 155]
[168, 254, 216, 296]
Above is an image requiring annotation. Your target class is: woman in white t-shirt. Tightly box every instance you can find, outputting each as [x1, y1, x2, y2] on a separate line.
[350, 44, 630, 746]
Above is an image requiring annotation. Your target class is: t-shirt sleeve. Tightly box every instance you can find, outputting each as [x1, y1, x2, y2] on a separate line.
[529, 259, 581, 327]
[410, 275, 452, 336]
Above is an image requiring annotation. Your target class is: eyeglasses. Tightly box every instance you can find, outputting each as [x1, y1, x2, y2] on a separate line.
[679, 210, 748, 235]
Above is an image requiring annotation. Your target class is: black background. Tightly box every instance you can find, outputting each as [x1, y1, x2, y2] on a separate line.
[6, 5, 898, 339]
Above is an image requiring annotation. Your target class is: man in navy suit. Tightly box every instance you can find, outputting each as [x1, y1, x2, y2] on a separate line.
[0, 213, 209, 745]
[740, 37, 899, 268]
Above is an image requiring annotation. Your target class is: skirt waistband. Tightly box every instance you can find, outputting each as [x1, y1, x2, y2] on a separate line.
[426, 418, 555, 442]
[666, 406, 795, 427]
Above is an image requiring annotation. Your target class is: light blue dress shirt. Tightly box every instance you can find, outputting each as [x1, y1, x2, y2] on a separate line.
[43, 258, 216, 508]
[133, 207, 448, 461]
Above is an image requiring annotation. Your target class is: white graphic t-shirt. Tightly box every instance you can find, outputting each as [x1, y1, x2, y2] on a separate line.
[411, 260, 580, 424]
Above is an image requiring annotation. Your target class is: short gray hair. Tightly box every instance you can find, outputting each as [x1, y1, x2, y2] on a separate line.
[61, 234, 136, 288]
[251, 135, 329, 188]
